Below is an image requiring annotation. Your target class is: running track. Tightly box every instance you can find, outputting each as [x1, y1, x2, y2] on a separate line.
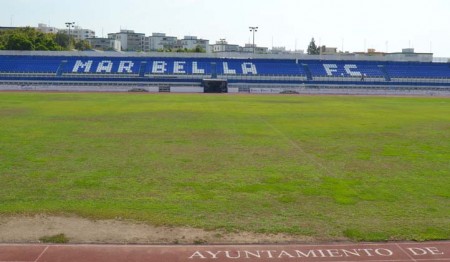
[1, 242, 449, 262]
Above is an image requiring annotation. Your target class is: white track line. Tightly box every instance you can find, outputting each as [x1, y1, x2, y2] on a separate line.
[33, 246, 49, 262]
[257, 115, 337, 177]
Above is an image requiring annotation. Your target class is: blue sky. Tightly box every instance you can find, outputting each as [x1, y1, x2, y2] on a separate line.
[2, 0, 450, 56]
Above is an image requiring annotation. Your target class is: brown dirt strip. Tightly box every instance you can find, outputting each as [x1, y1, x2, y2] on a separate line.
[0, 215, 318, 245]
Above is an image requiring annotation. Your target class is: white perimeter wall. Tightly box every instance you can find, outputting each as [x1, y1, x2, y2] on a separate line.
[170, 86, 204, 93]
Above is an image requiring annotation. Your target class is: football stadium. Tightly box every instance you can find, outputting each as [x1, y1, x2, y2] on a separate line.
[0, 51, 450, 95]
[1, 2, 450, 259]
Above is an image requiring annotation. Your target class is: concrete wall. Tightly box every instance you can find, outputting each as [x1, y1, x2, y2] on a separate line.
[170, 86, 203, 93]
[0, 85, 135, 92]
[1, 51, 448, 63]
[2, 84, 448, 96]
[227, 87, 239, 93]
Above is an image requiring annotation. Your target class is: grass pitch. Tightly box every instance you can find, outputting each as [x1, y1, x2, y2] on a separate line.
[0, 92, 449, 241]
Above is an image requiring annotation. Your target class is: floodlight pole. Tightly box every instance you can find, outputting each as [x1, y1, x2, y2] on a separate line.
[65, 22, 75, 42]
[249, 26, 258, 53]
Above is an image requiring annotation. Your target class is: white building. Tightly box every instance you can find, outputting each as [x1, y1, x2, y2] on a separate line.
[144, 33, 178, 52]
[385, 48, 433, 62]
[270, 46, 305, 55]
[59, 26, 95, 40]
[35, 23, 95, 40]
[108, 30, 145, 51]
[319, 46, 338, 55]
[180, 36, 211, 53]
[211, 39, 241, 53]
[36, 23, 59, 34]
[242, 43, 268, 53]
[87, 37, 121, 51]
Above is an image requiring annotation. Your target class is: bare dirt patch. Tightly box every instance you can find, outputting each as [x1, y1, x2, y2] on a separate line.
[0, 215, 319, 244]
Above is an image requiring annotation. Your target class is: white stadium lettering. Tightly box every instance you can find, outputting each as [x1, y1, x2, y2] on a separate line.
[323, 64, 338, 76]
[223, 62, 236, 75]
[188, 251, 206, 259]
[118, 61, 134, 73]
[186, 247, 398, 260]
[192, 62, 205, 74]
[70, 60, 260, 75]
[242, 62, 257, 75]
[323, 64, 362, 77]
[344, 64, 362, 77]
[375, 248, 394, 256]
[174, 61, 186, 74]
[72, 60, 93, 73]
[96, 60, 113, 73]
[152, 61, 167, 74]
[205, 251, 222, 259]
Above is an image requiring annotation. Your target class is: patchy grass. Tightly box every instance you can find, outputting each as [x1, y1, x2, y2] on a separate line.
[39, 233, 69, 243]
[0, 92, 449, 241]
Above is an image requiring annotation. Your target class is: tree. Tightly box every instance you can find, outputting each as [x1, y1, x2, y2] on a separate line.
[0, 33, 6, 50]
[6, 34, 33, 50]
[307, 38, 320, 55]
[74, 40, 91, 51]
[55, 32, 70, 49]
[42, 34, 61, 50]
[34, 31, 59, 51]
[193, 45, 205, 53]
[0, 28, 68, 51]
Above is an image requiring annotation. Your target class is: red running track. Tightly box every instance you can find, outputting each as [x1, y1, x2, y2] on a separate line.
[0, 242, 449, 262]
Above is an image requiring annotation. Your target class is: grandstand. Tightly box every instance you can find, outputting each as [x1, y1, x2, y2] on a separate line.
[0, 51, 449, 95]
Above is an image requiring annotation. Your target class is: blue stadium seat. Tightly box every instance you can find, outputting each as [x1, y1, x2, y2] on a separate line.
[0, 55, 449, 89]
